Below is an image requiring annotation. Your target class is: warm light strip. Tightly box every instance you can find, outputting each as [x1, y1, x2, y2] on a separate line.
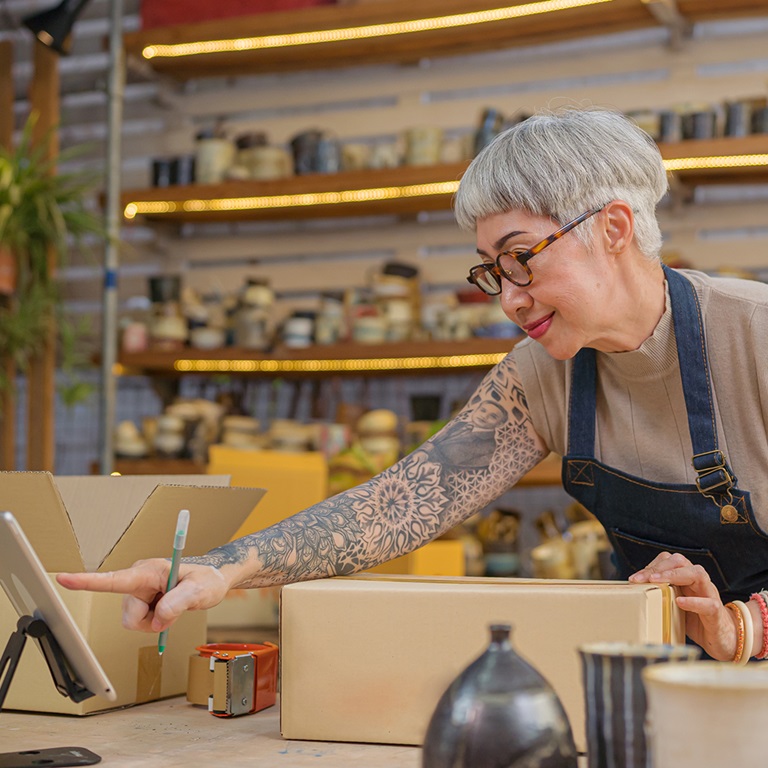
[172, 353, 508, 373]
[141, 0, 615, 60]
[123, 180, 460, 219]
[663, 154, 768, 172]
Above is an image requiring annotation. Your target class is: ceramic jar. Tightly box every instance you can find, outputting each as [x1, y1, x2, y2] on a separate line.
[195, 130, 235, 184]
[579, 642, 701, 768]
[283, 316, 314, 348]
[154, 413, 186, 458]
[235, 280, 275, 351]
[148, 275, 187, 350]
[404, 126, 443, 166]
[644, 662, 768, 768]
[422, 623, 578, 768]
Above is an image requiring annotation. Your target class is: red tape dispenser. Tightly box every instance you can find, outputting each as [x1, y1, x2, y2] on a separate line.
[187, 642, 278, 717]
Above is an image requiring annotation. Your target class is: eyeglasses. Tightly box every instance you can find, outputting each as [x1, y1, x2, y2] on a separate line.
[466, 205, 605, 295]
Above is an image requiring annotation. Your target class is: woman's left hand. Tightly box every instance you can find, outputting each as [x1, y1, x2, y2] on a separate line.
[629, 551, 737, 660]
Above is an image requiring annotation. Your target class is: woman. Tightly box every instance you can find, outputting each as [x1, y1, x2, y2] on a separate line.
[59, 107, 768, 662]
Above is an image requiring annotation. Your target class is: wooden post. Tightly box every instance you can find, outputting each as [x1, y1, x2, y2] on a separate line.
[0, 40, 16, 470]
[26, 41, 60, 471]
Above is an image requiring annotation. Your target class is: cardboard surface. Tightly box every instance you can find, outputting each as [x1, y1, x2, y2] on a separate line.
[0, 472, 264, 715]
[54, 474, 231, 571]
[279, 574, 684, 752]
[207, 446, 327, 538]
[366, 539, 466, 576]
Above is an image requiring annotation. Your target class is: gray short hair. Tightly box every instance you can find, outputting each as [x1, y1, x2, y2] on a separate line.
[453, 106, 669, 260]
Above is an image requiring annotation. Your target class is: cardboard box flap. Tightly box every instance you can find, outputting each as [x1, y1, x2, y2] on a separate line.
[99, 484, 266, 571]
[54, 475, 232, 572]
[0, 472, 83, 572]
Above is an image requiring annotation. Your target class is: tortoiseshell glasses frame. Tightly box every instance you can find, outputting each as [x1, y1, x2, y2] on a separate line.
[466, 204, 606, 295]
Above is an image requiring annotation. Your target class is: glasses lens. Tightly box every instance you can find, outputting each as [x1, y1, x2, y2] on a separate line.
[471, 265, 501, 295]
[497, 252, 530, 285]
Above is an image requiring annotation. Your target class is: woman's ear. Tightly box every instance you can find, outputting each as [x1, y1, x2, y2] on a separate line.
[600, 200, 634, 256]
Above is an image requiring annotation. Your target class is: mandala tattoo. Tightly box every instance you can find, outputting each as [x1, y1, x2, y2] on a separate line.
[188, 354, 544, 587]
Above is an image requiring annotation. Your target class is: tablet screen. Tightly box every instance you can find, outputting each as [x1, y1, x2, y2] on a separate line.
[0, 511, 117, 702]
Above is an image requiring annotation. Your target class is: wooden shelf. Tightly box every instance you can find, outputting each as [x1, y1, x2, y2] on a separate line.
[659, 134, 768, 185]
[107, 453, 561, 485]
[117, 338, 519, 377]
[123, 0, 768, 80]
[121, 161, 468, 223]
[121, 136, 768, 223]
[95, 457, 207, 475]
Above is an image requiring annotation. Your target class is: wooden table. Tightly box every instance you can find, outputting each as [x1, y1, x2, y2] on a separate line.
[0, 696, 420, 767]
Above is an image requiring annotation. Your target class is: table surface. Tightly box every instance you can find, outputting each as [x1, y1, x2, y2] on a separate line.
[0, 697, 421, 768]
[1, 697, 589, 767]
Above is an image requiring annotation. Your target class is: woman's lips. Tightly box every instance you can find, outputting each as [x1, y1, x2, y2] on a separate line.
[523, 312, 554, 340]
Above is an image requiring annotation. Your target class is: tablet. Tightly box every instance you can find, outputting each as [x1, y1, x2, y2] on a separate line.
[0, 511, 117, 703]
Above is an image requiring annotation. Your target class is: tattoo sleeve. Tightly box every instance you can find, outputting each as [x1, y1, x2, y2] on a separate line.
[186, 354, 547, 588]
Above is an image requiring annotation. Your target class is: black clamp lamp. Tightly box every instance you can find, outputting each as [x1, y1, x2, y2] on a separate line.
[21, 0, 91, 55]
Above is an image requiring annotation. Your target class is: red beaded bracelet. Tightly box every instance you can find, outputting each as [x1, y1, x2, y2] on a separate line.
[749, 592, 768, 660]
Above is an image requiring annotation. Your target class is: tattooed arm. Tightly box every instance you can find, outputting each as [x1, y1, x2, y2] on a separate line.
[56, 354, 547, 632]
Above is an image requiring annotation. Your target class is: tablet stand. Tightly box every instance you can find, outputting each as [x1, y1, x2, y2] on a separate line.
[0, 617, 102, 766]
[0, 614, 94, 709]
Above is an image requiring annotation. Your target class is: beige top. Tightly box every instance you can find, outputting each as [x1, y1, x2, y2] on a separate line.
[514, 269, 768, 531]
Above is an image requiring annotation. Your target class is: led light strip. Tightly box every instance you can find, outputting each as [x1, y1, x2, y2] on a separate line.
[663, 154, 768, 172]
[171, 352, 508, 373]
[141, 0, 615, 60]
[123, 180, 460, 219]
[123, 154, 768, 220]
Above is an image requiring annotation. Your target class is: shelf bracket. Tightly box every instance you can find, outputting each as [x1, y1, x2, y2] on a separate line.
[641, 0, 692, 49]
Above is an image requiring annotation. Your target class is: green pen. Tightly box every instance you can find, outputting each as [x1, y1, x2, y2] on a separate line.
[158, 508, 190, 656]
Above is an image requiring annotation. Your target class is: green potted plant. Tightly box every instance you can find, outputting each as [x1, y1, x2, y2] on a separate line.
[0, 116, 104, 403]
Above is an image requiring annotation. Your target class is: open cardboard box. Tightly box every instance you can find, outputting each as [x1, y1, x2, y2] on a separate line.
[280, 573, 684, 753]
[0, 472, 265, 715]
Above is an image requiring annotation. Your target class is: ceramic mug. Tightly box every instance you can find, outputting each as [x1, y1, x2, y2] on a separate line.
[246, 146, 293, 180]
[579, 642, 701, 768]
[404, 126, 443, 166]
[644, 662, 768, 768]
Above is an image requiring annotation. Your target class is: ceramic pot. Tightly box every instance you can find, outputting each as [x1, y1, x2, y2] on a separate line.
[579, 642, 701, 768]
[405, 126, 443, 166]
[644, 662, 768, 768]
[422, 623, 578, 768]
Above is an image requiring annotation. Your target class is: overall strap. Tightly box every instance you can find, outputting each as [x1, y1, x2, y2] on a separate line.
[567, 347, 596, 457]
[663, 265, 736, 496]
[567, 267, 734, 498]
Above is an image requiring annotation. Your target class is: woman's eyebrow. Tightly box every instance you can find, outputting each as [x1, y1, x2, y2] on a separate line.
[493, 229, 527, 251]
[476, 230, 529, 257]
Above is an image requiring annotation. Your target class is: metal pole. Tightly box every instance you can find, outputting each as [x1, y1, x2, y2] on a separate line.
[99, 0, 125, 474]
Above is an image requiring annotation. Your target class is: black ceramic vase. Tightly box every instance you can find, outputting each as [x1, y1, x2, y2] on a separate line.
[421, 623, 578, 768]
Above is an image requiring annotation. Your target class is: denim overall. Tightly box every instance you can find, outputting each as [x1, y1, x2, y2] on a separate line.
[562, 266, 768, 604]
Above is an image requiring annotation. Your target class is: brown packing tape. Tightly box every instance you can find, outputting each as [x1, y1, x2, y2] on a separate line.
[658, 583, 685, 644]
[136, 646, 163, 703]
[212, 662, 229, 713]
[660, 583, 672, 643]
[187, 654, 211, 706]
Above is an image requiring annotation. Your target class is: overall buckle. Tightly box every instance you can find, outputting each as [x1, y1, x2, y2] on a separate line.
[692, 450, 736, 494]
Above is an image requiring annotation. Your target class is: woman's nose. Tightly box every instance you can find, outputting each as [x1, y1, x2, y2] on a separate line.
[499, 280, 532, 319]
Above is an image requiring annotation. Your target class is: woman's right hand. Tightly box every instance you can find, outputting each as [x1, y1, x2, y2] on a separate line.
[628, 551, 745, 660]
[56, 559, 231, 633]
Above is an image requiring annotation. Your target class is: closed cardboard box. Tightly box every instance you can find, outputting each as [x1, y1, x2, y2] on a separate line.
[207, 446, 327, 539]
[280, 574, 683, 753]
[0, 472, 264, 714]
[366, 539, 466, 576]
